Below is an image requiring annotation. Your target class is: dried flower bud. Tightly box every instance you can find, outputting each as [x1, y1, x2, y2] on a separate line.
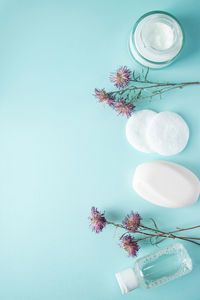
[89, 207, 106, 233]
[122, 212, 141, 232]
[121, 235, 139, 257]
[114, 98, 135, 117]
[94, 89, 115, 106]
[110, 66, 131, 88]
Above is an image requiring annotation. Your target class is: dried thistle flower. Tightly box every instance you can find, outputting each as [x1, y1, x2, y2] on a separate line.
[122, 212, 141, 232]
[114, 98, 135, 117]
[94, 88, 115, 106]
[94, 66, 200, 118]
[121, 235, 139, 257]
[89, 207, 200, 258]
[110, 66, 131, 88]
[89, 207, 106, 233]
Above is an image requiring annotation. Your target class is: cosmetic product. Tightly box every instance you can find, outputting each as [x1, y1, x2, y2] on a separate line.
[126, 110, 189, 156]
[116, 243, 192, 294]
[133, 161, 200, 208]
[146, 111, 189, 156]
[126, 110, 157, 153]
[130, 11, 184, 68]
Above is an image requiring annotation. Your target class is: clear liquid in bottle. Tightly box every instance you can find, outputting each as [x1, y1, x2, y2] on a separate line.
[116, 243, 192, 294]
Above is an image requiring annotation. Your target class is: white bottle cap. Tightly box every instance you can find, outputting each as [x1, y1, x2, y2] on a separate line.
[115, 268, 139, 294]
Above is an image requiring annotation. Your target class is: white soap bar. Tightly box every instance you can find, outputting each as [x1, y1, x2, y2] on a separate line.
[133, 161, 200, 208]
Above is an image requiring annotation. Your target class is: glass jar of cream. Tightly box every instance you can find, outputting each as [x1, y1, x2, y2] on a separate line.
[129, 11, 184, 68]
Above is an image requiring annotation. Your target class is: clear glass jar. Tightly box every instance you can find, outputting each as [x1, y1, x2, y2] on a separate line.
[129, 11, 184, 68]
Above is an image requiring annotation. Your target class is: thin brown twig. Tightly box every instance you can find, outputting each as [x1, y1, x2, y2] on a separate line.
[140, 225, 200, 246]
[169, 225, 200, 234]
[106, 221, 200, 246]
[110, 81, 200, 95]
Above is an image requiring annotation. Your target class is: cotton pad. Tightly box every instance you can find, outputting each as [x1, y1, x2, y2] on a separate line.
[126, 110, 157, 153]
[147, 111, 189, 156]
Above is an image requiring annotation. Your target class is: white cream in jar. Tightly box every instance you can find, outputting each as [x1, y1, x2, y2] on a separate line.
[130, 11, 184, 68]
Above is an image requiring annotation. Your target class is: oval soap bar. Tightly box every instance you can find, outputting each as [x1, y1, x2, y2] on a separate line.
[133, 161, 200, 208]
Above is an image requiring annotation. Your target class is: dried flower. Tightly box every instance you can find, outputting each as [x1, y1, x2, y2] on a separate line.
[121, 235, 139, 257]
[94, 88, 115, 106]
[110, 66, 131, 88]
[89, 207, 106, 233]
[89, 206, 200, 259]
[114, 98, 135, 117]
[94, 67, 200, 117]
[122, 212, 141, 232]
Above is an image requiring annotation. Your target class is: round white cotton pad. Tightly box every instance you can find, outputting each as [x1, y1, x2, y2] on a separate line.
[126, 110, 157, 153]
[147, 111, 189, 156]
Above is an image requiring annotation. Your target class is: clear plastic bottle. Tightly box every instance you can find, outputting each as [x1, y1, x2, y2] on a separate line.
[116, 243, 192, 294]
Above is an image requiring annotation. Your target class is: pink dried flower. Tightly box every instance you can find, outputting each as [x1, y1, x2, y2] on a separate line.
[122, 212, 141, 232]
[121, 235, 139, 257]
[89, 207, 106, 233]
[110, 66, 131, 88]
[114, 98, 135, 117]
[94, 88, 115, 106]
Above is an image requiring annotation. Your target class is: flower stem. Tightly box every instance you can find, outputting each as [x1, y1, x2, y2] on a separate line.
[106, 222, 200, 246]
[169, 225, 200, 234]
[140, 225, 200, 245]
[106, 221, 127, 230]
[111, 81, 200, 94]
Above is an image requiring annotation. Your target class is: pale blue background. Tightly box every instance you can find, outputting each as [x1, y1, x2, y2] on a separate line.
[0, 0, 199, 299]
